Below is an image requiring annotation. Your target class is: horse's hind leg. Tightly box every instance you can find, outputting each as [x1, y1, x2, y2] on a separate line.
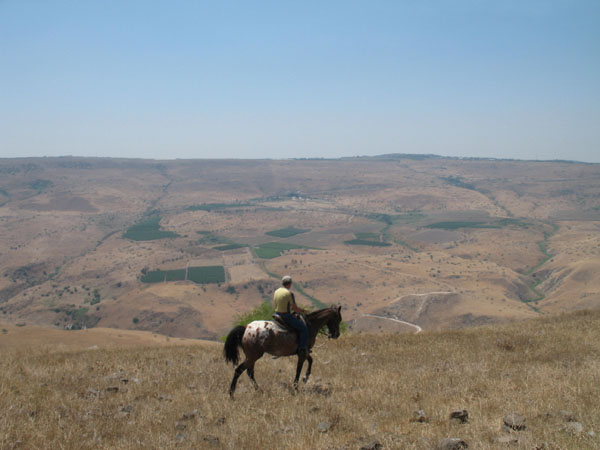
[246, 360, 262, 392]
[302, 355, 313, 384]
[229, 361, 247, 398]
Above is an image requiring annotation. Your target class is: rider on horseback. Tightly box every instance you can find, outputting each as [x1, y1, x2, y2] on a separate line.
[273, 275, 309, 357]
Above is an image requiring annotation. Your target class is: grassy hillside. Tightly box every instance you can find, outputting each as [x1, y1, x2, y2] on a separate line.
[1, 310, 599, 449]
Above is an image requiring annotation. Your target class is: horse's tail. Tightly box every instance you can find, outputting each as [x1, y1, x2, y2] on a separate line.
[223, 325, 246, 366]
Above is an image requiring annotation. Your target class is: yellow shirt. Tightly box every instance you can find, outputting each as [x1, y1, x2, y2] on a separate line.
[273, 287, 294, 313]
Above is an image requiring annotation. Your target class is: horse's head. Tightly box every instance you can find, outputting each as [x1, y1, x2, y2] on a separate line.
[325, 305, 342, 339]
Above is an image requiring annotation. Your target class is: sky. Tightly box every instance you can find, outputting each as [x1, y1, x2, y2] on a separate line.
[1, 1, 599, 162]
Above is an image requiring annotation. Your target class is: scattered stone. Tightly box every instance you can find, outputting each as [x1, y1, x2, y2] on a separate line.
[318, 422, 331, 433]
[359, 441, 382, 450]
[182, 409, 198, 420]
[215, 416, 226, 426]
[587, 431, 596, 438]
[533, 443, 561, 450]
[86, 388, 101, 398]
[564, 421, 584, 435]
[175, 422, 187, 431]
[494, 435, 519, 444]
[410, 409, 429, 423]
[203, 435, 220, 446]
[309, 383, 332, 396]
[438, 438, 468, 450]
[114, 405, 133, 419]
[450, 409, 469, 424]
[105, 386, 119, 393]
[559, 410, 576, 422]
[158, 394, 173, 402]
[175, 433, 187, 442]
[503, 413, 526, 431]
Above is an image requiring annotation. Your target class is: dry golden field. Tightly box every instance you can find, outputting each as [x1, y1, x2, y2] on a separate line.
[1, 309, 599, 449]
[0, 156, 599, 339]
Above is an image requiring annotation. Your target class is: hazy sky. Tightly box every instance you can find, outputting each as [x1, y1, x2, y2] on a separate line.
[1, 1, 599, 162]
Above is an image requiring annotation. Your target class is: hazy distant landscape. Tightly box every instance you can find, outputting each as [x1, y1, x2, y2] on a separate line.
[1, 155, 599, 339]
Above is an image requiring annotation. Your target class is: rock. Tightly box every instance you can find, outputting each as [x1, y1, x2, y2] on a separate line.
[494, 435, 519, 444]
[175, 422, 186, 431]
[503, 413, 526, 431]
[86, 388, 100, 398]
[215, 416, 226, 426]
[158, 394, 172, 402]
[309, 383, 332, 396]
[318, 422, 331, 433]
[182, 409, 198, 420]
[449, 409, 469, 424]
[564, 421, 584, 434]
[203, 435, 220, 446]
[114, 405, 133, 419]
[175, 433, 187, 442]
[359, 441, 382, 450]
[559, 410, 576, 422]
[410, 409, 429, 423]
[105, 386, 119, 393]
[587, 430, 596, 438]
[438, 438, 468, 449]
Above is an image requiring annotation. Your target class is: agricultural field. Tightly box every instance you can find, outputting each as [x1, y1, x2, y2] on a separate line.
[140, 266, 225, 285]
[265, 226, 311, 238]
[254, 242, 309, 259]
[187, 266, 226, 284]
[123, 215, 179, 241]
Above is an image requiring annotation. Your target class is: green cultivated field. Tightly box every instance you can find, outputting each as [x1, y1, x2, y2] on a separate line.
[265, 226, 310, 238]
[140, 270, 166, 283]
[123, 216, 179, 241]
[141, 266, 225, 284]
[165, 269, 186, 282]
[344, 239, 391, 247]
[187, 266, 225, 284]
[254, 242, 305, 259]
[425, 218, 534, 230]
[425, 221, 497, 230]
[213, 243, 248, 251]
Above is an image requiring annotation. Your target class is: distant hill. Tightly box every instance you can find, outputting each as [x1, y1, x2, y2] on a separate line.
[0, 156, 599, 340]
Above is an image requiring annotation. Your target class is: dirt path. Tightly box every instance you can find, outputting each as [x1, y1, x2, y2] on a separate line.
[361, 291, 455, 334]
[362, 314, 422, 334]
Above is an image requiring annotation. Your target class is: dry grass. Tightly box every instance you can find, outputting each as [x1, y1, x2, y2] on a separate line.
[1, 310, 599, 449]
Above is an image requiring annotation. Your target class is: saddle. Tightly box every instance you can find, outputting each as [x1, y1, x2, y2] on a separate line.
[271, 313, 306, 333]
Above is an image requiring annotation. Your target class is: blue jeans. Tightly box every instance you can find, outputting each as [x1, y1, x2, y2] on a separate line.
[275, 313, 308, 351]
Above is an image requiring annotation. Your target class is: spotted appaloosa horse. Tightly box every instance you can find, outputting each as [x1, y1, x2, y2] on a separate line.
[223, 306, 342, 397]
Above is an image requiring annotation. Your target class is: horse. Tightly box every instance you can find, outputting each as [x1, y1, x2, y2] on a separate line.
[223, 305, 342, 397]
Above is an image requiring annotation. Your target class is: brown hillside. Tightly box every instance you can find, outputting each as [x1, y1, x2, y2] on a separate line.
[0, 156, 599, 339]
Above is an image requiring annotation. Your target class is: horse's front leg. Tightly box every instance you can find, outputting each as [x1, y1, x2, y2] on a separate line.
[302, 355, 313, 384]
[293, 354, 307, 390]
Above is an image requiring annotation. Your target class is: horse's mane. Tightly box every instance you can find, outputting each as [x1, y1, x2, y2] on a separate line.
[306, 306, 338, 320]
